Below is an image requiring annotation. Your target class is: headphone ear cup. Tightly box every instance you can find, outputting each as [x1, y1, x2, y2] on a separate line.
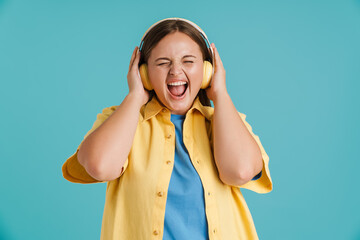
[139, 64, 153, 91]
[201, 61, 213, 89]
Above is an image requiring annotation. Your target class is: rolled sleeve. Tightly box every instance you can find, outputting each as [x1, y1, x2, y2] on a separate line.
[237, 113, 273, 194]
[62, 106, 128, 184]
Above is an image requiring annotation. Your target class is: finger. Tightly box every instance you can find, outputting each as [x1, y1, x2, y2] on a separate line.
[211, 43, 218, 70]
[130, 47, 141, 73]
[130, 48, 140, 76]
[128, 47, 136, 72]
[128, 47, 138, 72]
[133, 48, 141, 80]
[212, 43, 223, 69]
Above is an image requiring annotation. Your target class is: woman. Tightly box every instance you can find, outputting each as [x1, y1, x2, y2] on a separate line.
[62, 18, 272, 240]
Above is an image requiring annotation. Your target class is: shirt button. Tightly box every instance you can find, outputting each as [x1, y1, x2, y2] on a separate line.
[166, 134, 172, 139]
[157, 191, 164, 197]
[153, 230, 159, 235]
[208, 191, 211, 196]
[166, 160, 172, 165]
[213, 228, 217, 234]
[196, 160, 200, 164]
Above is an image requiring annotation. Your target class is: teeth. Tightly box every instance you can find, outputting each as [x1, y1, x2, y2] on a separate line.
[168, 82, 187, 86]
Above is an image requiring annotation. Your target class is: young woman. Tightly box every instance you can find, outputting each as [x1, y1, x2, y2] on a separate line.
[62, 18, 272, 240]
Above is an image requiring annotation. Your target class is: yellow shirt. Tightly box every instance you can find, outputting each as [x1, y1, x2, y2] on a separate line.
[62, 96, 273, 240]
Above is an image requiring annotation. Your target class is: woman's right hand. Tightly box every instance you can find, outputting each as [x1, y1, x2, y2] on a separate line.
[127, 46, 149, 106]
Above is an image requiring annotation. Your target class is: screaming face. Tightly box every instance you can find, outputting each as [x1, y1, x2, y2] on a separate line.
[147, 31, 204, 115]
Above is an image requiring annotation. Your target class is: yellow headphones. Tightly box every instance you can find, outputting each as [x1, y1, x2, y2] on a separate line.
[138, 17, 214, 91]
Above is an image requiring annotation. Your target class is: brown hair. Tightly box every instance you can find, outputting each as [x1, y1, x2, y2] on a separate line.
[139, 19, 213, 107]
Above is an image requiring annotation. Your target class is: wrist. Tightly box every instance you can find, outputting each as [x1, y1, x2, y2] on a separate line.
[126, 92, 146, 109]
[212, 89, 229, 106]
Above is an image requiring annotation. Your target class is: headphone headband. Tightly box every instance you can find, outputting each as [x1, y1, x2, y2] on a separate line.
[139, 17, 214, 63]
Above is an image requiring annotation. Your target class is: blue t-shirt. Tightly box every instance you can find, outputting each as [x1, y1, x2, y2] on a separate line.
[163, 114, 209, 240]
[163, 114, 262, 239]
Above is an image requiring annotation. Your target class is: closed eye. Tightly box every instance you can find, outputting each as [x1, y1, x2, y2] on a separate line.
[157, 61, 193, 66]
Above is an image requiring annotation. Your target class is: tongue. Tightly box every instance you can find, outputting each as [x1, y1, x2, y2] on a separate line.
[168, 85, 186, 96]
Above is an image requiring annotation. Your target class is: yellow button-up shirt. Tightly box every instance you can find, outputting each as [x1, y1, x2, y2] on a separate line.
[62, 96, 272, 240]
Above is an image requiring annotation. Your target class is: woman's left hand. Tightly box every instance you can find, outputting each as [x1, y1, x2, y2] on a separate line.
[205, 43, 228, 102]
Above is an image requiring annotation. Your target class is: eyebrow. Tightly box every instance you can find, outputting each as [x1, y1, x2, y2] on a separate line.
[155, 55, 197, 62]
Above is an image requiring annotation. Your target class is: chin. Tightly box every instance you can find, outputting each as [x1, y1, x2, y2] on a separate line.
[166, 98, 192, 115]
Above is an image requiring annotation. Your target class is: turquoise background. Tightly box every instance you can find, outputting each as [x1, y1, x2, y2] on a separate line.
[1, 0, 359, 239]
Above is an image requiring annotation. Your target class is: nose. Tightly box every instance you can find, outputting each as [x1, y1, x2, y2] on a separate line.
[169, 62, 183, 76]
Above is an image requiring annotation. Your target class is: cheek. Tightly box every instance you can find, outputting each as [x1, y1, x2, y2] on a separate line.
[148, 67, 164, 86]
[188, 64, 204, 83]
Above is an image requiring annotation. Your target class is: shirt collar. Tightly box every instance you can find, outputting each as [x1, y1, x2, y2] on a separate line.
[142, 95, 213, 121]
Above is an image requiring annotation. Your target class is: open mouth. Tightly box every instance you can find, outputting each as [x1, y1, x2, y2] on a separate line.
[167, 81, 188, 98]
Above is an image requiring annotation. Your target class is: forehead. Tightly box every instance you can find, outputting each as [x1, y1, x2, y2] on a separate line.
[149, 31, 202, 59]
